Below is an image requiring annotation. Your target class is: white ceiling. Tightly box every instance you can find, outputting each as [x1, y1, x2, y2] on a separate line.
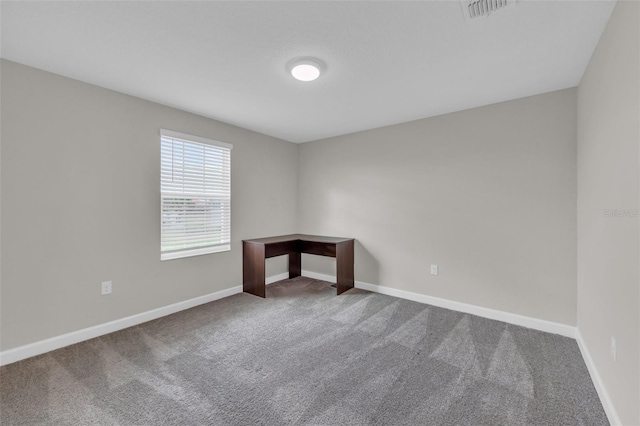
[1, 1, 615, 143]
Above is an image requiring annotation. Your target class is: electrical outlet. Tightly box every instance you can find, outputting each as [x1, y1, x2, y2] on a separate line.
[430, 265, 438, 276]
[610, 336, 616, 362]
[101, 281, 112, 295]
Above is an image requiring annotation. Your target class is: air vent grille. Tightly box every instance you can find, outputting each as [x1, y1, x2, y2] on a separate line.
[461, 0, 515, 21]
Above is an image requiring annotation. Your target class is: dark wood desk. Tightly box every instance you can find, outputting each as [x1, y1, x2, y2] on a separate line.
[242, 234, 355, 297]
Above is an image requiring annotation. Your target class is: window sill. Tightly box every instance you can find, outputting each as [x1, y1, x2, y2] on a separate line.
[161, 244, 230, 261]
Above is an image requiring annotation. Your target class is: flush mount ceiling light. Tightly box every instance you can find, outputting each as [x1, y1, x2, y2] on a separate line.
[288, 58, 323, 82]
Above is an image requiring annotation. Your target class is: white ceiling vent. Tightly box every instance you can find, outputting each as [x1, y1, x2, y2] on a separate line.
[461, 0, 516, 21]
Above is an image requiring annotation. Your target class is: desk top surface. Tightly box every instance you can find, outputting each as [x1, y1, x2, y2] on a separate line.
[243, 234, 354, 245]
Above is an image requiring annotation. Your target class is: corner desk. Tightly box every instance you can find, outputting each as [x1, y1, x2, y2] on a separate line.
[242, 234, 355, 297]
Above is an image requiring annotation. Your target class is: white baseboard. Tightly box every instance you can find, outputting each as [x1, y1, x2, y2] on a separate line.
[574, 330, 621, 425]
[301, 270, 575, 338]
[0, 271, 294, 366]
[302, 270, 337, 283]
[266, 272, 290, 284]
[354, 281, 577, 338]
[0, 285, 243, 366]
[301, 270, 622, 424]
[0, 270, 621, 425]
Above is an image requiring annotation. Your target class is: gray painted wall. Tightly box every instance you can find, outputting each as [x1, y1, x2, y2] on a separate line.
[577, 1, 640, 424]
[0, 60, 297, 350]
[298, 88, 578, 326]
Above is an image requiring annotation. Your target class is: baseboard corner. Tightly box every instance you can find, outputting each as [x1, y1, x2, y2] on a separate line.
[574, 329, 622, 426]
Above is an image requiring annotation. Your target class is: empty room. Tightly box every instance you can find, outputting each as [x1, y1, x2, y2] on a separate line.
[0, 1, 638, 425]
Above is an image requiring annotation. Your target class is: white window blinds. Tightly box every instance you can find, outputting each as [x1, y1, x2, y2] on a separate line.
[160, 129, 232, 260]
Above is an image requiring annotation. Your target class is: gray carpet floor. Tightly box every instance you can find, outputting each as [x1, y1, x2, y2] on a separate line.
[0, 277, 608, 425]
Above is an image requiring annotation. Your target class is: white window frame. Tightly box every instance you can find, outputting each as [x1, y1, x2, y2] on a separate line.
[160, 129, 232, 261]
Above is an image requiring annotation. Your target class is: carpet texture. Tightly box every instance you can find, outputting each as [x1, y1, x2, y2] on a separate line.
[0, 277, 608, 425]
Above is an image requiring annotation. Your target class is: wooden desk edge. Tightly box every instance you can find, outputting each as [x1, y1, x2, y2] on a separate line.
[242, 234, 355, 245]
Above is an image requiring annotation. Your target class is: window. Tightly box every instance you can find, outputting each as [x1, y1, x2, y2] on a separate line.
[160, 129, 232, 260]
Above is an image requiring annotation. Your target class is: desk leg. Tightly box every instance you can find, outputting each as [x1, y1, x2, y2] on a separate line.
[243, 242, 266, 298]
[289, 252, 301, 279]
[336, 240, 355, 295]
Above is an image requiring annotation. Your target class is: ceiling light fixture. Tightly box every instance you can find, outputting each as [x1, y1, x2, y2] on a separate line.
[289, 58, 323, 82]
